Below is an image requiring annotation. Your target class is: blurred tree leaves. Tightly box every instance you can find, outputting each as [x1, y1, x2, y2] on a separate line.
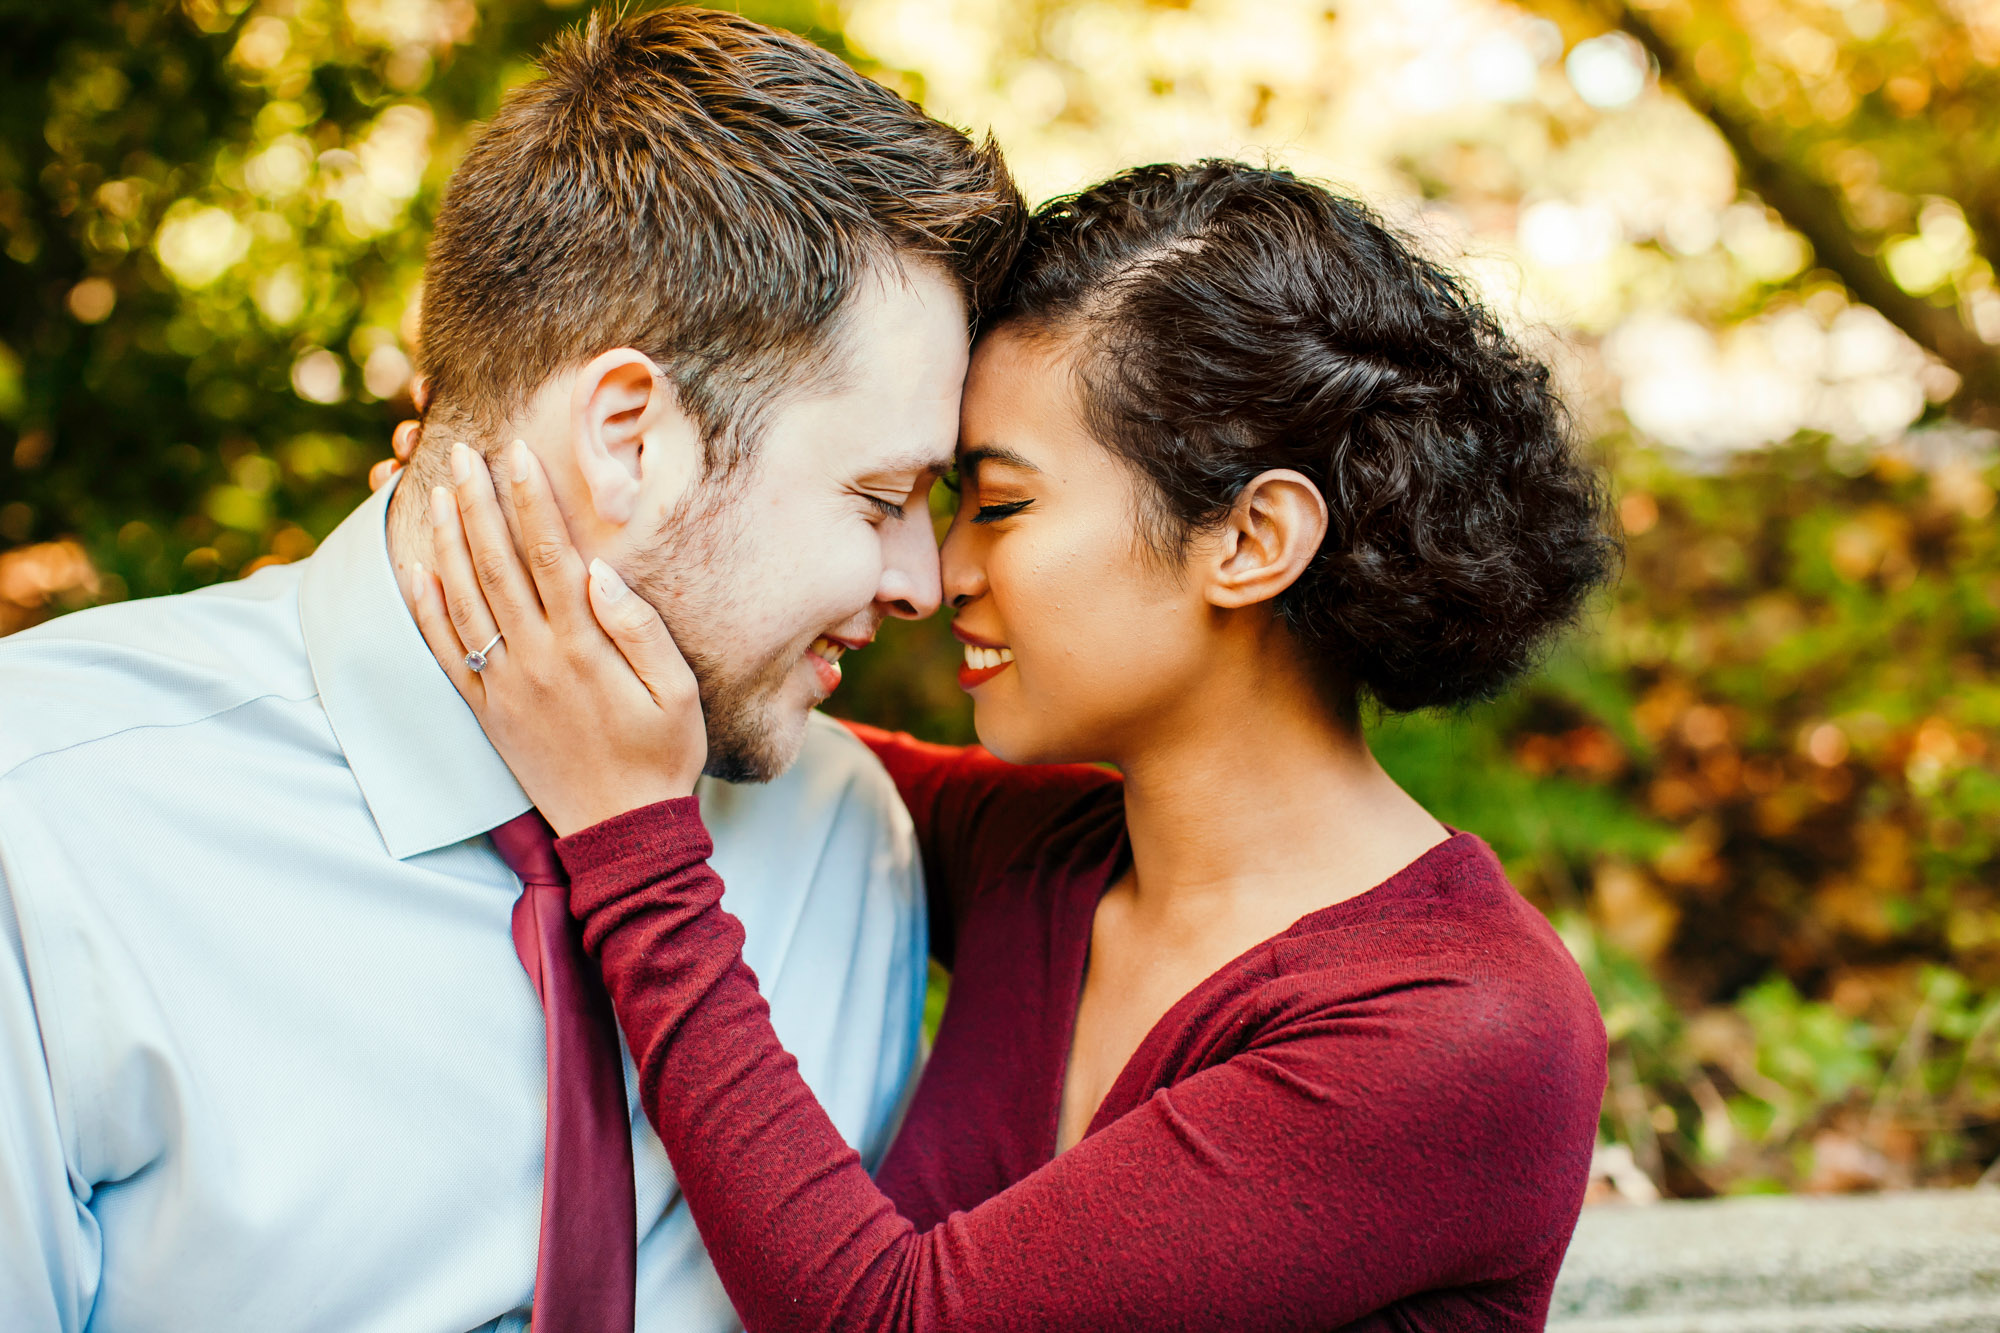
[1533, 0, 2000, 419]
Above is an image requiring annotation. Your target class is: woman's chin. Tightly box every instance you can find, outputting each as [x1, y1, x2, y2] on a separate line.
[970, 702, 1031, 765]
[971, 703, 1097, 769]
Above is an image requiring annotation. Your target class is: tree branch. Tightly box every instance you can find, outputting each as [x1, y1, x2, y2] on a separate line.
[1611, 2, 2000, 423]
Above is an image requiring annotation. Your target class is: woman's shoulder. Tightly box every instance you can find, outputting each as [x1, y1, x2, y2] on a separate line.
[1200, 838, 1604, 1242]
[964, 773, 1128, 919]
[1123, 835, 1602, 1278]
[1254, 833, 1606, 1081]
[841, 718, 1127, 923]
[839, 720, 1122, 823]
[1275, 833, 1578, 970]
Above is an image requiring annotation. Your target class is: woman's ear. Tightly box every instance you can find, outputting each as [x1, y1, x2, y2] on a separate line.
[569, 348, 701, 528]
[1204, 469, 1329, 610]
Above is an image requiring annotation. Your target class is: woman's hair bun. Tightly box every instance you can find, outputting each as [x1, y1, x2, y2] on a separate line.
[993, 160, 1620, 712]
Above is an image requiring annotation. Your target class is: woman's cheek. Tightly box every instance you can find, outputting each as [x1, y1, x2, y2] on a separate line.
[1008, 556, 1091, 707]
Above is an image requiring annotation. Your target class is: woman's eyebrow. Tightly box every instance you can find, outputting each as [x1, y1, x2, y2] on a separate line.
[957, 444, 1041, 475]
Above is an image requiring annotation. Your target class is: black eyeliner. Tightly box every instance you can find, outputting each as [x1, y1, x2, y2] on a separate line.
[971, 499, 1033, 524]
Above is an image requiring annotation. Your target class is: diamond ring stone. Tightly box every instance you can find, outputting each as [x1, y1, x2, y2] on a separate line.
[465, 632, 504, 673]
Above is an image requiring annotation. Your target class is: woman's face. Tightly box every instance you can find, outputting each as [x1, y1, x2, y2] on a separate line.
[942, 328, 1213, 765]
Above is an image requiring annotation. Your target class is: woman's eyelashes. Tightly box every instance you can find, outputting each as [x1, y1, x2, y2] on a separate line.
[971, 498, 1034, 525]
[939, 470, 1031, 524]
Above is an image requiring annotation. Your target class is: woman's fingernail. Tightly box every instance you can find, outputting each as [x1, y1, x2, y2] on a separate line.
[508, 439, 531, 481]
[589, 558, 629, 604]
[431, 485, 454, 524]
[450, 441, 471, 484]
[408, 561, 426, 602]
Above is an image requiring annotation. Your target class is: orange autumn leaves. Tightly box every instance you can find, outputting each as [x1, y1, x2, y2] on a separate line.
[1459, 437, 2000, 1193]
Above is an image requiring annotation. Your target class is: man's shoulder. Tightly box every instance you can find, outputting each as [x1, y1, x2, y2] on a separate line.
[698, 711, 911, 851]
[795, 709, 905, 803]
[0, 565, 317, 782]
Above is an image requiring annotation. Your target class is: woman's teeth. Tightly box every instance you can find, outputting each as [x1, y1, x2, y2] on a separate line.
[809, 636, 847, 664]
[962, 644, 1014, 671]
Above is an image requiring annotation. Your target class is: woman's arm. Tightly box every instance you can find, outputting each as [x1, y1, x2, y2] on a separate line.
[560, 799, 1588, 1333]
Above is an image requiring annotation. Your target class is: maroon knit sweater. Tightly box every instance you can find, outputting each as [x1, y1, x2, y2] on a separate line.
[554, 724, 1607, 1333]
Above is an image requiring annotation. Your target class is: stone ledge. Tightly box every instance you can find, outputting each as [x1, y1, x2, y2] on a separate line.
[1550, 1189, 2000, 1333]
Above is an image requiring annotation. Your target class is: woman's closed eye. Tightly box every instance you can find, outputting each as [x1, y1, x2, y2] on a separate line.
[941, 468, 1034, 522]
[972, 498, 1033, 525]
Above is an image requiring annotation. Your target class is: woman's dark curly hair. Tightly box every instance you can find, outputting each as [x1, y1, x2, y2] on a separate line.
[990, 160, 1620, 713]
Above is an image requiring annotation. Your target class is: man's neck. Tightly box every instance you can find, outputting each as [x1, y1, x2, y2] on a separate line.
[384, 473, 436, 594]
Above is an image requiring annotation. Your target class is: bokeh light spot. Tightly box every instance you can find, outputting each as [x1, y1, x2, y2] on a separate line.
[1566, 33, 1648, 110]
[67, 278, 116, 324]
[154, 204, 250, 289]
[291, 348, 346, 405]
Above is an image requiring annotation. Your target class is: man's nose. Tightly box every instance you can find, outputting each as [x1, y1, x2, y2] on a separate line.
[939, 516, 985, 610]
[876, 510, 944, 620]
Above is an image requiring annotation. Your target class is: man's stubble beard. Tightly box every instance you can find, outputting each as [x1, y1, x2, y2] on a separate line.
[624, 486, 807, 786]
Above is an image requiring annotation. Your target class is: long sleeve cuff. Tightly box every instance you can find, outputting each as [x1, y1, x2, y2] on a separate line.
[553, 796, 713, 918]
[554, 794, 709, 871]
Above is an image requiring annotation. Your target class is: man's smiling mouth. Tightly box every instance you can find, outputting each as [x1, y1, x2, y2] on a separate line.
[806, 635, 864, 694]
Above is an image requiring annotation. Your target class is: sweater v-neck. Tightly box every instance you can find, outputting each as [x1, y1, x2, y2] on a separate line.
[1046, 815, 1481, 1165]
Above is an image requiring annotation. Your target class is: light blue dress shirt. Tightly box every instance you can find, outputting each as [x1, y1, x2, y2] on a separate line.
[0, 483, 927, 1333]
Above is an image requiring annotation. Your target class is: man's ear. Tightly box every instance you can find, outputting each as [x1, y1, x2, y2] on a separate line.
[569, 348, 700, 527]
[1203, 469, 1330, 610]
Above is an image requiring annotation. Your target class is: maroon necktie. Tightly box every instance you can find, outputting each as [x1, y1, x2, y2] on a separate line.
[491, 811, 638, 1333]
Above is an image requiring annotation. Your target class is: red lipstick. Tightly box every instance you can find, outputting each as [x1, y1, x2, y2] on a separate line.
[958, 659, 1011, 690]
[952, 623, 1013, 691]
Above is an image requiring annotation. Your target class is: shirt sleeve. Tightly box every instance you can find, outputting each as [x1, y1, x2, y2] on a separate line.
[836, 722, 1117, 968]
[0, 841, 94, 1333]
[558, 800, 1587, 1333]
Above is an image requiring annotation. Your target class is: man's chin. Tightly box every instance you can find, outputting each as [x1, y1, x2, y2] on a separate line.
[701, 747, 783, 785]
[699, 698, 813, 785]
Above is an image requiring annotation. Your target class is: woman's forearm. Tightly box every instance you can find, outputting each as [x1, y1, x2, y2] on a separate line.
[558, 799, 920, 1330]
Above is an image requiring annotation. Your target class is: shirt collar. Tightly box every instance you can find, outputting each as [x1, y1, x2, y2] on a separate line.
[298, 478, 531, 859]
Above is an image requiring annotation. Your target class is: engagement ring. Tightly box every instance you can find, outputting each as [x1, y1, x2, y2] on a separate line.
[465, 633, 504, 673]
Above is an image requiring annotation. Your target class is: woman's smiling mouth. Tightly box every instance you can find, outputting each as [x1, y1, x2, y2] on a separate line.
[953, 628, 1014, 690]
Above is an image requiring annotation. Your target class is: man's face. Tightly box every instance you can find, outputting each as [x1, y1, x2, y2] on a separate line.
[623, 263, 967, 781]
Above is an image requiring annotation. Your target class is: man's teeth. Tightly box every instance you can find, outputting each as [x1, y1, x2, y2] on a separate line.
[809, 636, 846, 664]
[962, 644, 1015, 671]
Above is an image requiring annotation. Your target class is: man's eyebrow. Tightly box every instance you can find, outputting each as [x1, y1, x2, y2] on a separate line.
[957, 444, 1041, 475]
[861, 446, 957, 481]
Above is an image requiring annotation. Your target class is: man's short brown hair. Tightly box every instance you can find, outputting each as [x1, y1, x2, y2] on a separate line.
[417, 6, 1024, 465]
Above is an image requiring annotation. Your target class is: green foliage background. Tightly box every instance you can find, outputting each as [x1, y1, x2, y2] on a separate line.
[3, 0, 1998, 1197]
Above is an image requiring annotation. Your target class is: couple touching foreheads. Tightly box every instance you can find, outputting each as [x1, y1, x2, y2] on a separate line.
[0, 8, 1619, 1332]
